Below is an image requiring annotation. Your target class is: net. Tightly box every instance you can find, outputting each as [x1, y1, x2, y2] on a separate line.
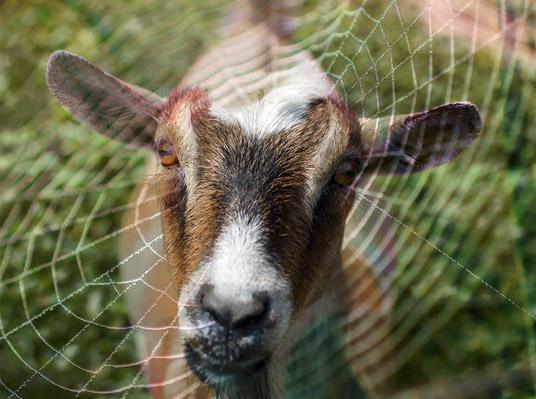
[1, 0, 536, 398]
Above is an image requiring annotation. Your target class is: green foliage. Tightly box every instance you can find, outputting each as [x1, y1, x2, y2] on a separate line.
[1, 0, 536, 397]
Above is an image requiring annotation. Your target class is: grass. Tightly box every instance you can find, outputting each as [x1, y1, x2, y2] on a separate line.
[1, 0, 535, 397]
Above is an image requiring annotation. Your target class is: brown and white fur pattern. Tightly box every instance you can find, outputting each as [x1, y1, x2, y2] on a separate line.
[46, 1, 482, 398]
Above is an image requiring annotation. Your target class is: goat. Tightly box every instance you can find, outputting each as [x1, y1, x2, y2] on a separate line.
[46, 1, 482, 397]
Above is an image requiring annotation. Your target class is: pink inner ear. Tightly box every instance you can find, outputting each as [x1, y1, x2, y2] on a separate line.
[160, 86, 211, 124]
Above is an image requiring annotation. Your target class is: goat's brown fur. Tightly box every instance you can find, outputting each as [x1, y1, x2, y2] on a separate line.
[158, 93, 362, 311]
[46, 1, 482, 397]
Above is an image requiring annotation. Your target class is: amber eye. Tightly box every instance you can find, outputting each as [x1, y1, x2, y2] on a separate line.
[157, 139, 179, 167]
[333, 159, 360, 186]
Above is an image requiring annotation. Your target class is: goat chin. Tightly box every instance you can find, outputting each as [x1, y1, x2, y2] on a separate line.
[206, 358, 284, 399]
[211, 373, 275, 399]
[191, 344, 286, 399]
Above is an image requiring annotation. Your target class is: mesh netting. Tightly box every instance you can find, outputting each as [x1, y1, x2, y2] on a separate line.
[1, 0, 536, 398]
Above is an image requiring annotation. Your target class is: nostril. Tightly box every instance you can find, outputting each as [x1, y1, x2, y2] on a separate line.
[199, 286, 271, 332]
[232, 297, 269, 330]
[197, 283, 213, 307]
[199, 285, 232, 328]
[207, 307, 233, 328]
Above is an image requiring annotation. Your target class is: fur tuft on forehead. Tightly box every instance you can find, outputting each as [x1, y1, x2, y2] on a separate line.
[213, 81, 333, 137]
[159, 86, 211, 126]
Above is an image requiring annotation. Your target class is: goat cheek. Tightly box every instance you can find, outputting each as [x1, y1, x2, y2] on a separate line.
[158, 173, 188, 271]
[159, 172, 186, 208]
[324, 186, 355, 221]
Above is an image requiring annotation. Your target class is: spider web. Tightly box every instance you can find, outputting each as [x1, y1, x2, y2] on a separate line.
[1, 0, 536, 398]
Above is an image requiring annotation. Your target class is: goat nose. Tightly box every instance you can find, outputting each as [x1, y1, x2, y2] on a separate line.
[199, 285, 270, 330]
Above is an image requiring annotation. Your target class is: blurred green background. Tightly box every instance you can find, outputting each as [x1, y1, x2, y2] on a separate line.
[1, 0, 536, 398]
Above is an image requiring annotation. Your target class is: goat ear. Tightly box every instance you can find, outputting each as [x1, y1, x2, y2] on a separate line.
[360, 102, 482, 174]
[46, 50, 163, 148]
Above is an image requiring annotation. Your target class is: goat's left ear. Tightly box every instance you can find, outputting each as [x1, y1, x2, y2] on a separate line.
[360, 102, 482, 174]
[46, 50, 163, 148]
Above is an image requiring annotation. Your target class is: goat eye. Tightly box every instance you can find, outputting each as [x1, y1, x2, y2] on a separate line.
[333, 159, 360, 186]
[157, 139, 179, 167]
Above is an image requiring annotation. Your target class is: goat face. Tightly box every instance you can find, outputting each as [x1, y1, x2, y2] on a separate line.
[156, 86, 360, 383]
[46, 50, 481, 392]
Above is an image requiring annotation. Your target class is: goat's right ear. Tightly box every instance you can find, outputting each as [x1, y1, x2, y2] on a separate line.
[46, 50, 163, 148]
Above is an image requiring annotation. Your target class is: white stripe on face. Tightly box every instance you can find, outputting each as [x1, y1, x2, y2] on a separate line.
[178, 214, 292, 342]
[205, 214, 291, 311]
[209, 216, 270, 291]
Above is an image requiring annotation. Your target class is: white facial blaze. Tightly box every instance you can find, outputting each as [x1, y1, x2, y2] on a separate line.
[178, 215, 292, 342]
[210, 216, 271, 293]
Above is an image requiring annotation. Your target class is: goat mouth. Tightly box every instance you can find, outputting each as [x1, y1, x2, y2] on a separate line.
[184, 341, 269, 383]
